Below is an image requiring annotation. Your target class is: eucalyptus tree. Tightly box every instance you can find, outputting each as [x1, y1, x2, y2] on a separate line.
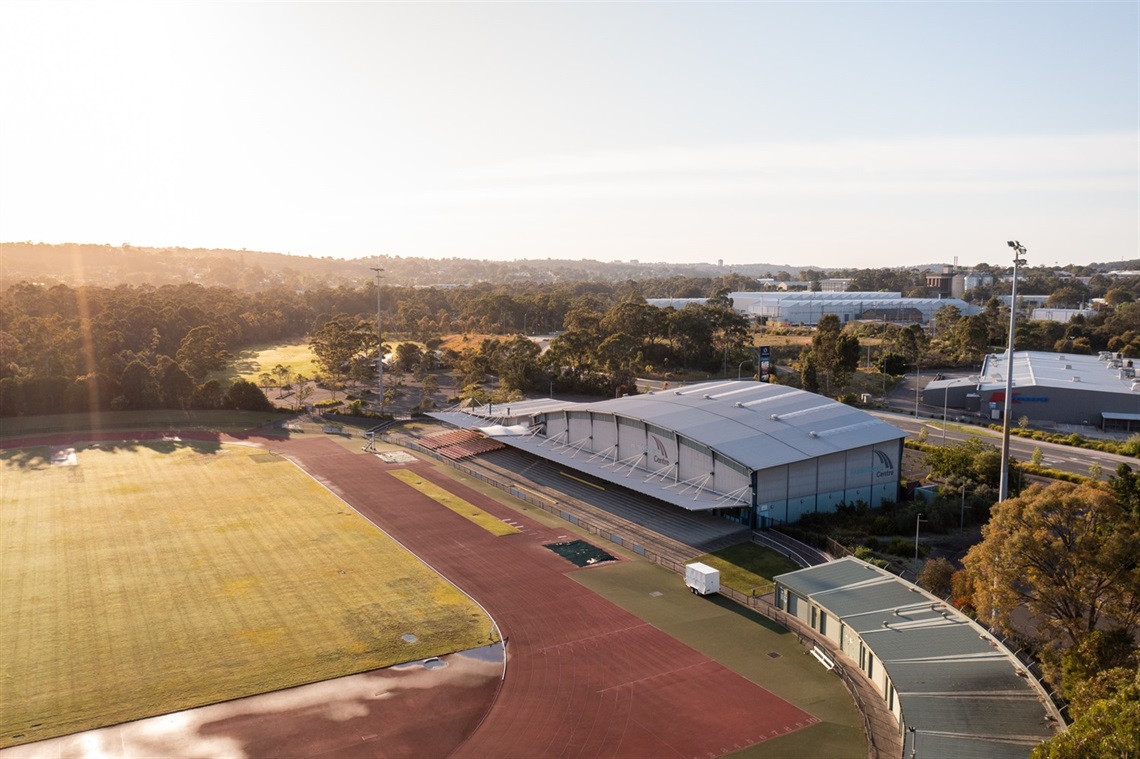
[309, 316, 377, 398]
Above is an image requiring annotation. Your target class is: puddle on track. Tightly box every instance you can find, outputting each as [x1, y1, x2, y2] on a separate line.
[456, 641, 505, 663]
[2, 643, 506, 759]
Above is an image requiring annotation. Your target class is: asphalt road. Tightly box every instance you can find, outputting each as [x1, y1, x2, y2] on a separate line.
[876, 369, 1137, 480]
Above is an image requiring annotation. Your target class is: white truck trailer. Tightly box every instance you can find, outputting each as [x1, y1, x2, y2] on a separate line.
[684, 562, 720, 595]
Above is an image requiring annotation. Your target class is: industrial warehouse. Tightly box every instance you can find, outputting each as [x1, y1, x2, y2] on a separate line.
[431, 380, 907, 529]
[646, 291, 981, 326]
[923, 350, 1140, 431]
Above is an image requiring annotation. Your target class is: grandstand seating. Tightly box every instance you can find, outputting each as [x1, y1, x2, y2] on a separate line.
[420, 429, 506, 460]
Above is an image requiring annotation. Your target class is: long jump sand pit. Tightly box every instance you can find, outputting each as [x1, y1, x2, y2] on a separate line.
[0, 441, 498, 749]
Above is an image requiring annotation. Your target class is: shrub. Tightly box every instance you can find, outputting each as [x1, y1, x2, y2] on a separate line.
[886, 537, 913, 557]
[1121, 434, 1140, 457]
[917, 557, 955, 597]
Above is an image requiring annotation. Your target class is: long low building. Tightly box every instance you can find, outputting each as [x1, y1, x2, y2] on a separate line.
[646, 291, 980, 326]
[923, 350, 1140, 431]
[775, 557, 1063, 758]
[431, 380, 906, 529]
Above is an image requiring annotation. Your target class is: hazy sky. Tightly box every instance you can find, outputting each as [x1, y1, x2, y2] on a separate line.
[1, 2, 1136, 269]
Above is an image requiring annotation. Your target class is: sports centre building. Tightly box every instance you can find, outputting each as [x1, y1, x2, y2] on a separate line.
[923, 350, 1140, 431]
[431, 380, 906, 529]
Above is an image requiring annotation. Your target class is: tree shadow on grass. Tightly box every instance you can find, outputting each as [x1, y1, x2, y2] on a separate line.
[0, 438, 228, 467]
[81, 438, 225, 456]
[0, 447, 53, 469]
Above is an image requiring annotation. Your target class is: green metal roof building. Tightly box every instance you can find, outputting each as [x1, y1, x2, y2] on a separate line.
[775, 557, 1063, 758]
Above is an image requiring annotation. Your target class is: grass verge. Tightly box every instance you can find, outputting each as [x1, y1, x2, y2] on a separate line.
[693, 543, 802, 596]
[0, 442, 494, 748]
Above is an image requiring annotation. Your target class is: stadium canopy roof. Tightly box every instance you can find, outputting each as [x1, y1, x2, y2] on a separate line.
[429, 381, 905, 512]
[578, 381, 902, 471]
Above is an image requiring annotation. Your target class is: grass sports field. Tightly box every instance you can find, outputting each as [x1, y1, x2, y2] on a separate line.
[0, 441, 496, 749]
[224, 340, 319, 385]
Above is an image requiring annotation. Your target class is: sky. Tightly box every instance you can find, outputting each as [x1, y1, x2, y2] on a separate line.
[1, 1, 1137, 270]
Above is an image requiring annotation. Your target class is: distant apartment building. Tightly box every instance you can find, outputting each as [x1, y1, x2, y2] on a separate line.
[925, 265, 955, 298]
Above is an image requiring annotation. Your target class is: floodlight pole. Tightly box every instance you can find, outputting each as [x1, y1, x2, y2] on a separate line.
[998, 241, 1027, 501]
[371, 264, 384, 414]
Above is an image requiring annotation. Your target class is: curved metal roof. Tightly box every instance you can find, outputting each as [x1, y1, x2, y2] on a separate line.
[776, 557, 1062, 757]
[580, 380, 904, 471]
[428, 381, 905, 513]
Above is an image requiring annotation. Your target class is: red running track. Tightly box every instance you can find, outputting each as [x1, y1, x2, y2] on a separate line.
[279, 437, 818, 759]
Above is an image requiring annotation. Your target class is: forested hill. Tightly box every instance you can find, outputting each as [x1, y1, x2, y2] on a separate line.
[0, 242, 814, 290]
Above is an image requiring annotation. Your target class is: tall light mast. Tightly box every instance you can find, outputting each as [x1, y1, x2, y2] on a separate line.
[370, 264, 384, 414]
[998, 241, 1026, 501]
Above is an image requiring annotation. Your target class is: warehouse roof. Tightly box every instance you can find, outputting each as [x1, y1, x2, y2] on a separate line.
[978, 350, 1139, 396]
[560, 381, 904, 471]
[776, 558, 1062, 758]
[727, 290, 981, 313]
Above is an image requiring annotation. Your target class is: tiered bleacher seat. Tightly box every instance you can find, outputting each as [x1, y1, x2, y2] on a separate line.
[420, 429, 482, 450]
[438, 438, 506, 460]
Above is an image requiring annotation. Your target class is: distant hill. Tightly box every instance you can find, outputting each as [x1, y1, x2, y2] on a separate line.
[0, 242, 816, 290]
[2, 242, 1133, 291]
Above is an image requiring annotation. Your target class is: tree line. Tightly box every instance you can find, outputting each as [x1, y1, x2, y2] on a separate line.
[4, 270, 1139, 417]
[0, 278, 753, 417]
